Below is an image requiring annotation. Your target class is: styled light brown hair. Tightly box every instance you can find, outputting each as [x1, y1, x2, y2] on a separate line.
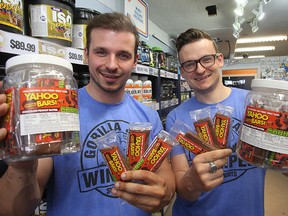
[86, 12, 140, 58]
[176, 28, 219, 53]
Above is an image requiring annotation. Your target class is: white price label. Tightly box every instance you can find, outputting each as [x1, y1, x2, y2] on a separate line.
[0, 30, 38, 54]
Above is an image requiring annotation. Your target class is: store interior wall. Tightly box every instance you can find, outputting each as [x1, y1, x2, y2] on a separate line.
[76, 0, 177, 56]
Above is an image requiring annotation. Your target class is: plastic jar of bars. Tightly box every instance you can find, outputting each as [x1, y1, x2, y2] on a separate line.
[236, 79, 288, 170]
[1, 54, 80, 162]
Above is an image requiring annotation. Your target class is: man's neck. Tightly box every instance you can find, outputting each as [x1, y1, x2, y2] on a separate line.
[194, 85, 231, 104]
[86, 83, 125, 104]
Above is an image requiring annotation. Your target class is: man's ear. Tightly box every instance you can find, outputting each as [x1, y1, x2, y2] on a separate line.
[218, 53, 225, 68]
[179, 66, 185, 78]
[83, 48, 88, 64]
[134, 54, 139, 67]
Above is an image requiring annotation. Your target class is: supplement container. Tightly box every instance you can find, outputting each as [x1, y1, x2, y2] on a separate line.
[152, 46, 166, 69]
[125, 79, 134, 96]
[133, 80, 143, 102]
[142, 79, 152, 103]
[75, 71, 90, 88]
[25, 0, 75, 47]
[137, 41, 142, 64]
[72, 8, 100, 49]
[2, 54, 80, 162]
[236, 79, 288, 170]
[140, 41, 150, 66]
[0, 0, 24, 34]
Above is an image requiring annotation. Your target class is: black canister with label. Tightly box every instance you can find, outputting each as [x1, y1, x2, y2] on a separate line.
[72, 8, 100, 49]
[25, 0, 75, 47]
[0, 0, 24, 34]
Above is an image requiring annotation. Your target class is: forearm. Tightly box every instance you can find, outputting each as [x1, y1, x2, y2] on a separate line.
[176, 171, 201, 201]
[0, 163, 42, 216]
[157, 163, 176, 206]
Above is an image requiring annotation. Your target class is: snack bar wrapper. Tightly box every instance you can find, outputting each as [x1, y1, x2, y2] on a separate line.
[97, 131, 131, 182]
[132, 130, 178, 173]
[190, 108, 220, 148]
[126, 122, 152, 168]
[169, 119, 217, 155]
[213, 104, 233, 149]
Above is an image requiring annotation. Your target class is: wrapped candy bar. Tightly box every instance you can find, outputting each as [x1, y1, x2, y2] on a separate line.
[213, 104, 233, 149]
[97, 131, 131, 182]
[126, 122, 152, 168]
[133, 130, 178, 173]
[169, 119, 217, 155]
[190, 108, 220, 148]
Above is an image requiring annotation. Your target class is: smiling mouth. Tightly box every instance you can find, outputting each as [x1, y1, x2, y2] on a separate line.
[194, 74, 211, 81]
[100, 71, 120, 79]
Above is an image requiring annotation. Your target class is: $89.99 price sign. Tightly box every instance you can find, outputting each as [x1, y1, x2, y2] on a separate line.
[10, 38, 36, 53]
[0, 30, 86, 65]
[0, 30, 39, 54]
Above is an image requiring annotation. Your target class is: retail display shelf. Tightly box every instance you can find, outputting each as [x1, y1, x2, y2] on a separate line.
[0, 30, 86, 65]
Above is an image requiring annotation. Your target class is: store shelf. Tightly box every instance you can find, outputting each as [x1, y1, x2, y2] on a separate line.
[0, 30, 86, 65]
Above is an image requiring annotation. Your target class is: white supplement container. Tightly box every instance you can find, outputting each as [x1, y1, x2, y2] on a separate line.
[2, 54, 80, 161]
[236, 79, 288, 170]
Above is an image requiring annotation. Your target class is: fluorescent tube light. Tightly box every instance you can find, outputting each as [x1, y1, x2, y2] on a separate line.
[234, 55, 265, 59]
[235, 46, 275, 52]
[236, 35, 287, 43]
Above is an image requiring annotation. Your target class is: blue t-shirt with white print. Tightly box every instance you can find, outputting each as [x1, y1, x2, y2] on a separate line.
[166, 87, 266, 216]
[46, 87, 163, 216]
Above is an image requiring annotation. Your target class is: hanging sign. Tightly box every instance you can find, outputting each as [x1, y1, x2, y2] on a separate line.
[125, 0, 148, 38]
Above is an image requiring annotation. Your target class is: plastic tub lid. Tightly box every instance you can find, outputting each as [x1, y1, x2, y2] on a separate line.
[251, 79, 288, 91]
[5, 54, 73, 73]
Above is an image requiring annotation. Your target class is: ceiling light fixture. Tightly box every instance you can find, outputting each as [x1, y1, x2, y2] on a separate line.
[236, 35, 287, 43]
[235, 46, 275, 52]
[234, 0, 248, 16]
[263, 0, 272, 4]
[250, 18, 259, 33]
[235, 0, 248, 6]
[234, 55, 265, 59]
[252, 2, 265, 21]
[234, 3, 244, 16]
[233, 27, 243, 39]
[233, 15, 245, 31]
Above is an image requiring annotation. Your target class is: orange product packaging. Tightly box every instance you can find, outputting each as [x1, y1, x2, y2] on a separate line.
[132, 130, 178, 173]
[126, 122, 152, 168]
[2, 87, 17, 156]
[190, 108, 220, 148]
[213, 104, 233, 149]
[169, 119, 217, 155]
[97, 131, 131, 182]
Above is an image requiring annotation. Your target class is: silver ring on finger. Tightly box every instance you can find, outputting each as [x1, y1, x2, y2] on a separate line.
[209, 161, 217, 173]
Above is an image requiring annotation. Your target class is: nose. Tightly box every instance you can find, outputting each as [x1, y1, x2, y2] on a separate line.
[105, 55, 118, 71]
[194, 62, 205, 74]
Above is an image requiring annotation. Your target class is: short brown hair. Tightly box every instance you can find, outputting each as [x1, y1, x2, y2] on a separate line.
[176, 28, 219, 53]
[86, 12, 139, 56]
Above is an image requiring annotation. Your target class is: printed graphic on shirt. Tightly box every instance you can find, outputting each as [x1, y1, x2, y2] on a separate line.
[187, 117, 257, 183]
[77, 120, 129, 198]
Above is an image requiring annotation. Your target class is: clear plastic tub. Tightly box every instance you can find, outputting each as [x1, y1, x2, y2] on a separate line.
[1, 54, 80, 161]
[236, 79, 288, 170]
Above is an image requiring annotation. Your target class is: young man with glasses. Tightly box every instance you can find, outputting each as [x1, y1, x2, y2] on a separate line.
[165, 28, 266, 216]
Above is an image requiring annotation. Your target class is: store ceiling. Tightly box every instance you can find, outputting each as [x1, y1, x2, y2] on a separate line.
[149, 0, 288, 59]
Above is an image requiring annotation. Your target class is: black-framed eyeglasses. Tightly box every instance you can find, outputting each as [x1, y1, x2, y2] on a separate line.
[180, 53, 220, 73]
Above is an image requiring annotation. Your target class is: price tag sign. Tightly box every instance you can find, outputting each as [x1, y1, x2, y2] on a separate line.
[65, 47, 85, 65]
[135, 64, 149, 75]
[160, 69, 166, 78]
[166, 71, 176, 79]
[0, 30, 38, 54]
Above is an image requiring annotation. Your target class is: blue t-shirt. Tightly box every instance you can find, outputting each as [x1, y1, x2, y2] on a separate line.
[46, 87, 163, 216]
[166, 87, 266, 216]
